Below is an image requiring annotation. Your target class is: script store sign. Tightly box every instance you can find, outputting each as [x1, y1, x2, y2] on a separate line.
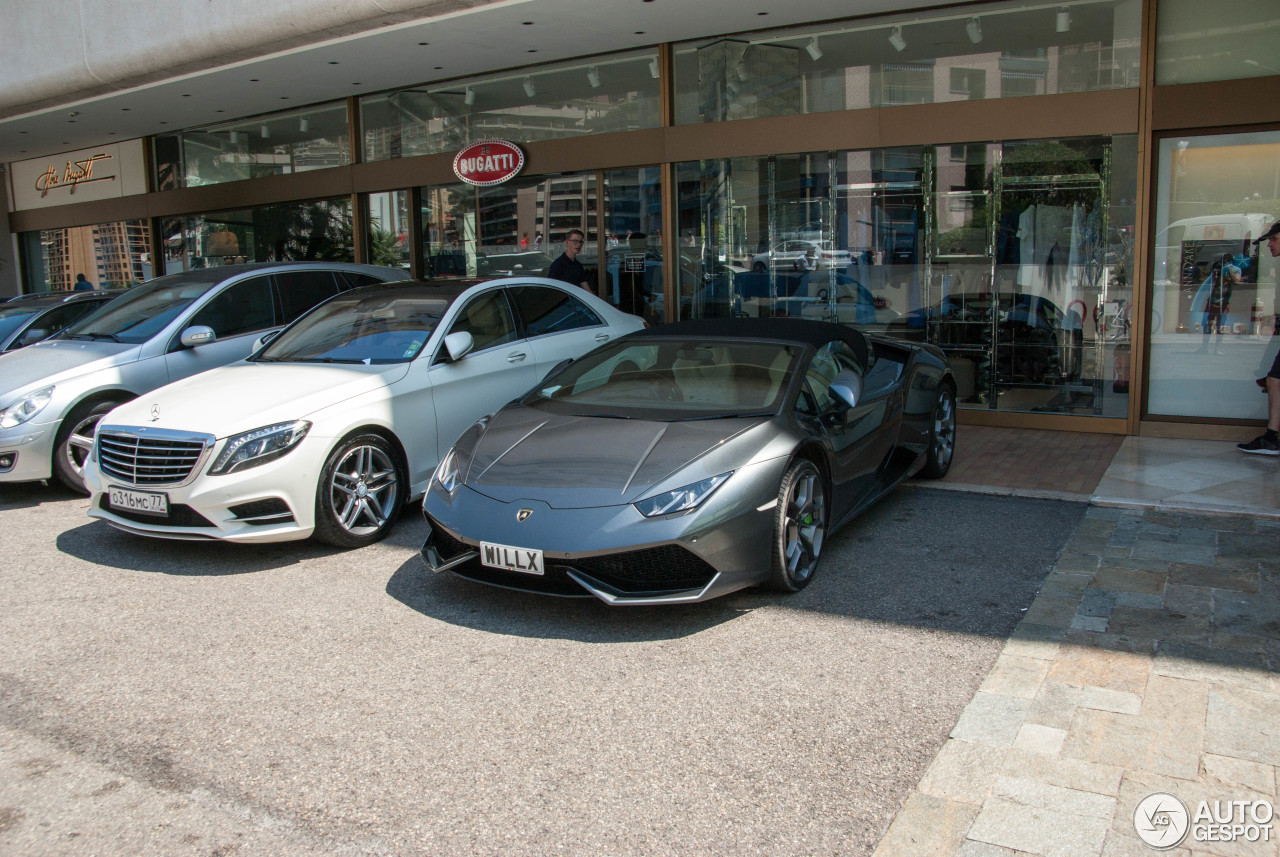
[452, 140, 525, 187]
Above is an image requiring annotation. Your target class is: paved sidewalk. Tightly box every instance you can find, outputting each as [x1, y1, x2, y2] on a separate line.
[874, 502, 1280, 855]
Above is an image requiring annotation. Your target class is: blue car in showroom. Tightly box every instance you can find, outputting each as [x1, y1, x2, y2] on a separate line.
[421, 318, 956, 605]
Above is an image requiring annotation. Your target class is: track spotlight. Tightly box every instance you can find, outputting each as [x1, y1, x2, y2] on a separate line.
[298, 117, 309, 133]
[648, 56, 660, 79]
[587, 66, 601, 88]
[260, 124, 270, 139]
[965, 17, 983, 44]
[805, 36, 823, 62]
[464, 85, 476, 106]
[1056, 7, 1071, 33]
[522, 76, 537, 98]
[229, 130, 240, 145]
[888, 26, 907, 52]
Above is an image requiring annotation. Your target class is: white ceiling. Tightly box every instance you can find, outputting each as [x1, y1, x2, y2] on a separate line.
[0, 0, 957, 166]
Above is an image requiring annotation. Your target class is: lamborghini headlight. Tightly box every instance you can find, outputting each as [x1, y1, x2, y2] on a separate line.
[433, 447, 463, 495]
[0, 385, 54, 429]
[634, 472, 732, 517]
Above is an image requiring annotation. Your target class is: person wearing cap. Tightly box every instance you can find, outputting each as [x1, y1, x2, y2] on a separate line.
[1238, 220, 1280, 455]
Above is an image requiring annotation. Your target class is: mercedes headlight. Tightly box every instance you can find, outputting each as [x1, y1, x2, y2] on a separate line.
[634, 472, 731, 517]
[208, 420, 311, 475]
[0, 386, 54, 429]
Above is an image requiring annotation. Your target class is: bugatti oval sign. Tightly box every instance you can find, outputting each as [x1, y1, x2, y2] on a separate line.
[453, 140, 525, 186]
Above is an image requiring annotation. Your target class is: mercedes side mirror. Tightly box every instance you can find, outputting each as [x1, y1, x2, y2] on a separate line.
[180, 325, 216, 348]
[443, 331, 474, 362]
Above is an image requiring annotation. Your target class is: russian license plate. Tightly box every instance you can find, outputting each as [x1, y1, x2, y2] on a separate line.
[108, 486, 169, 516]
[480, 541, 544, 575]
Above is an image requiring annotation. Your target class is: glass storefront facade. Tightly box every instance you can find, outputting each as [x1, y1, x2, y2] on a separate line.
[361, 51, 661, 161]
[673, 0, 1141, 124]
[161, 198, 353, 273]
[1148, 130, 1280, 420]
[9, 0, 1280, 437]
[20, 220, 152, 292]
[674, 136, 1137, 417]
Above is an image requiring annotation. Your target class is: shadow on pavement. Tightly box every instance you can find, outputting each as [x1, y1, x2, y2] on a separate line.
[384, 487, 1089, 643]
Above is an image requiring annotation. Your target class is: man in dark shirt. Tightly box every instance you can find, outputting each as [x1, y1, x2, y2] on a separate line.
[547, 229, 588, 290]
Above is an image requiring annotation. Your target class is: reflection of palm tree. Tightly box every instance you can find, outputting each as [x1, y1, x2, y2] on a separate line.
[369, 227, 403, 267]
[254, 200, 353, 261]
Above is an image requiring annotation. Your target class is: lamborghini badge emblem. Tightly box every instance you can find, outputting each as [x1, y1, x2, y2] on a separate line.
[517, 508, 533, 522]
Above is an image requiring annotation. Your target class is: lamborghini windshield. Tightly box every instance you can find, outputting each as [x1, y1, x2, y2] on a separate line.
[531, 338, 798, 419]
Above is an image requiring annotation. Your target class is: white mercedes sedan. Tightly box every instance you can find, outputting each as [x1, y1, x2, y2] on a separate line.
[82, 277, 645, 547]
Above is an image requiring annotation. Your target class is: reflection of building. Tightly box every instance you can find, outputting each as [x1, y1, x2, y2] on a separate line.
[42, 221, 148, 289]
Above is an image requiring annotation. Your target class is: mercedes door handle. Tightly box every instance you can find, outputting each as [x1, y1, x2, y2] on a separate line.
[594, 333, 611, 342]
[507, 352, 527, 363]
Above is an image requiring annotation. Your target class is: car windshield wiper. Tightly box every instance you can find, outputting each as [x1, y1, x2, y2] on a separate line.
[578, 412, 634, 420]
[301, 357, 368, 364]
[63, 332, 120, 342]
[672, 411, 774, 421]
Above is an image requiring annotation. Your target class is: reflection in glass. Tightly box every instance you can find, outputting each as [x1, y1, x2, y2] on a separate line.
[674, 136, 1135, 419]
[153, 102, 349, 190]
[165, 199, 353, 272]
[1148, 131, 1280, 420]
[1155, 0, 1280, 85]
[363, 51, 660, 161]
[368, 191, 411, 272]
[21, 220, 152, 292]
[674, 0, 1141, 124]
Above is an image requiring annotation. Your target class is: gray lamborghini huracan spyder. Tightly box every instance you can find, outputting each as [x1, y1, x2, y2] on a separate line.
[421, 318, 956, 605]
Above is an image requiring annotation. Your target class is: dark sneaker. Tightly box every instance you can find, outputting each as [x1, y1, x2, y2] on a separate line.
[1238, 434, 1280, 456]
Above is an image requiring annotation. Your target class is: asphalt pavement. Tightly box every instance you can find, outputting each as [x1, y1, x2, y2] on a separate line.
[0, 482, 1086, 856]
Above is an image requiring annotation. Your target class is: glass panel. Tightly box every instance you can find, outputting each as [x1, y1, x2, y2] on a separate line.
[362, 51, 660, 161]
[1155, 0, 1280, 85]
[190, 276, 277, 338]
[367, 191, 411, 272]
[165, 198, 352, 272]
[20, 220, 152, 292]
[674, 0, 1141, 124]
[603, 167, 663, 323]
[421, 174, 598, 288]
[153, 102, 350, 189]
[674, 137, 1134, 419]
[1148, 130, 1280, 420]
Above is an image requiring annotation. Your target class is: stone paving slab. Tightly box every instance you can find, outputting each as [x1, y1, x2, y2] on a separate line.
[873, 508, 1280, 857]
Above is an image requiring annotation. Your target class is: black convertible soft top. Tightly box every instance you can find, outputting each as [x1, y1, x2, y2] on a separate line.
[631, 317, 870, 371]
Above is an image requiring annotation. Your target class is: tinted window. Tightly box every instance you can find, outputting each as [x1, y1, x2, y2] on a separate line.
[444, 290, 517, 353]
[275, 271, 340, 323]
[7, 301, 103, 350]
[334, 271, 389, 291]
[190, 277, 276, 339]
[509, 285, 602, 337]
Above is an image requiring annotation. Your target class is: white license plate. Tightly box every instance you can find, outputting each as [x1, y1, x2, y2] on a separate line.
[108, 486, 169, 515]
[480, 541, 544, 575]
